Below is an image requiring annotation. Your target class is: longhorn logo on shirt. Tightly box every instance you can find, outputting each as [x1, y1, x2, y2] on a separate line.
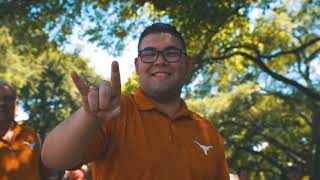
[193, 140, 213, 156]
[23, 141, 35, 150]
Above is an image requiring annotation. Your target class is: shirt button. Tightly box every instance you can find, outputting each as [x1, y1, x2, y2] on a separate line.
[170, 124, 175, 132]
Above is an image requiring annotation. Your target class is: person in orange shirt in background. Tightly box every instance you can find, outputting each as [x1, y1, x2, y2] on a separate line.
[42, 23, 230, 180]
[0, 81, 50, 180]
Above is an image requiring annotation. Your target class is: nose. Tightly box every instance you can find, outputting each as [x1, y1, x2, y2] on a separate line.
[153, 52, 168, 65]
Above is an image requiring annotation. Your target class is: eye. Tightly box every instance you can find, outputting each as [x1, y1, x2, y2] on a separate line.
[165, 49, 180, 57]
[140, 50, 157, 57]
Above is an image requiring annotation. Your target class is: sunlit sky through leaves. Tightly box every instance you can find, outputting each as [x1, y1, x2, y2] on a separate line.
[15, 4, 320, 121]
[64, 26, 137, 83]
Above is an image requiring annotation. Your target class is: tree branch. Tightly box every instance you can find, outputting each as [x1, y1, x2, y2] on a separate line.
[299, 112, 313, 126]
[210, 51, 320, 100]
[239, 146, 283, 169]
[221, 120, 307, 164]
[259, 37, 320, 59]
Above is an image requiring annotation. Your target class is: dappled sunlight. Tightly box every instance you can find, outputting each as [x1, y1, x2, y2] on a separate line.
[0, 0, 318, 179]
[1, 145, 33, 172]
[2, 153, 20, 171]
[18, 145, 33, 163]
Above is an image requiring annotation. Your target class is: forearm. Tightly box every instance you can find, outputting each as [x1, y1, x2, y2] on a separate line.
[41, 107, 101, 169]
[42, 62, 121, 169]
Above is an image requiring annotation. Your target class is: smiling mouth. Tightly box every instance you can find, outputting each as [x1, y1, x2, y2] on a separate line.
[152, 72, 171, 76]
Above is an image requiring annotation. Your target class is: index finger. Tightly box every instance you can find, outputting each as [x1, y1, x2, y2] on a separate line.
[71, 71, 89, 96]
[111, 61, 121, 95]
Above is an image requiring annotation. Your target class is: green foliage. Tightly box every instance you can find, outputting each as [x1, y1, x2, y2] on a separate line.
[121, 72, 139, 94]
[0, 26, 99, 139]
[0, 0, 263, 56]
[1, 0, 319, 178]
[0, 1, 82, 48]
[187, 83, 312, 178]
[180, 2, 319, 177]
[0, 27, 29, 87]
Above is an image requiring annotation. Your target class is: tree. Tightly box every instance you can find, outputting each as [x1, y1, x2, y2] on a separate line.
[0, 0, 259, 55]
[122, 72, 139, 94]
[187, 83, 312, 178]
[1, 0, 318, 178]
[185, 2, 319, 178]
[0, 26, 99, 139]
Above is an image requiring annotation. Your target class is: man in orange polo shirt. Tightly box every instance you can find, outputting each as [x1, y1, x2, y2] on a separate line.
[42, 23, 230, 179]
[0, 81, 49, 180]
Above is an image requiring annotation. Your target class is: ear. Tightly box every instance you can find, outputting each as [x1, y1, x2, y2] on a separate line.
[13, 99, 19, 119]
[186, 56, 192, 74]
[14, 99, 19, 111]
[14, 99, 19, 106]
[134, 58, 140, 75]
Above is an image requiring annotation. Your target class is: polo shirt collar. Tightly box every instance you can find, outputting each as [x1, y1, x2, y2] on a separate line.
[133, 88, 192, 119]
[1, 122, 22, 144]
[134, 88, 156, 110]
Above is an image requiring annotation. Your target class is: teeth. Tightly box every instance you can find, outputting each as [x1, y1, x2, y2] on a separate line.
[154, 73, 169, 77]
[154, 72, 169, 75]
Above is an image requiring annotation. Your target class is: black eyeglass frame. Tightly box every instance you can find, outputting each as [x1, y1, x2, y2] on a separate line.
[138, 48, 187, 63]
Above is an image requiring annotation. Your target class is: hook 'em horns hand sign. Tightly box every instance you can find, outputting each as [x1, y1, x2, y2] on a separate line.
[71, 61, 121, 121]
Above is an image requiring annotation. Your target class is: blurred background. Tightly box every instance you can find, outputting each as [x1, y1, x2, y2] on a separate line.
[0, 0, 319, 179]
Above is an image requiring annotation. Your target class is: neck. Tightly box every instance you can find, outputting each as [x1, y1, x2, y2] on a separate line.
[149, 94, 182, 118]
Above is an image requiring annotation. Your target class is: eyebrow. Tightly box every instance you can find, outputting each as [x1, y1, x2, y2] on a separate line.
[140, 46, 181, 51]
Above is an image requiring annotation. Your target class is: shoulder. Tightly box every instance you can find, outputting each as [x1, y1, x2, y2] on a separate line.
[120, 93, 135, 110]
[13, 123, 40, 145]
[16, 123, 37, 135]
[190, 111, 217, 129]
[13, 123, 38, 142]
[120, 93, 135, 105]
[189, 111, 224, 143]
[120, 93, 139, 112]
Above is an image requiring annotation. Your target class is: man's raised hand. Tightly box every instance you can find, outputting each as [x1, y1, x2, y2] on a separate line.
[71, 61, 121, 121]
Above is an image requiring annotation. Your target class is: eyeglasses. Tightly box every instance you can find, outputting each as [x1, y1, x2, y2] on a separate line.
[138, 48, 187, 63]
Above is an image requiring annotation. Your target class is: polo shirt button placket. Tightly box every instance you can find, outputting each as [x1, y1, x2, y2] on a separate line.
[169, 121, 175, 142]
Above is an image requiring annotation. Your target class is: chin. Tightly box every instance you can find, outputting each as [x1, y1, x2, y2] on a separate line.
[141, 80, 182, 95]
[153, 86, 181, 97]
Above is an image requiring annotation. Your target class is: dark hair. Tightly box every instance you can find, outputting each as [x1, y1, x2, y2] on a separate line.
[138, 23, 187, 53]
[237, 166, 250, 176]
[0, 80, 17, 99]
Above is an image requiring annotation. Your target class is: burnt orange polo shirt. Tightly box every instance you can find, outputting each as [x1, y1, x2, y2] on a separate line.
[0, 123, 43, 180]
[82, 88, 230, 180]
